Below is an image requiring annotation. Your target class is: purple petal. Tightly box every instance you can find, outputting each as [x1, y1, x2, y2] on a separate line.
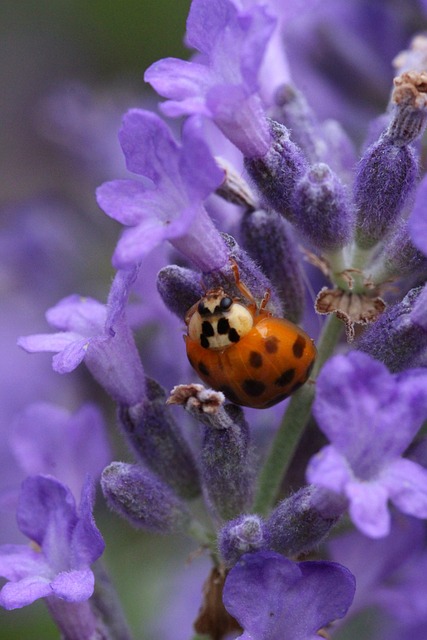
[118, 109, 180, 183]
[112, 218, 182, 268]
[70, 478, 105, 568]
[180, 117, 225, 199]
[18, 332, 81, 354]
[51, 338, 89, 373]
[50, 568, 94, 601]
[144, 58, 212, 111]
[384, 458, 427, 518]
[306, 444, 352, 492]
[186, 0, 236, 54]
[346, 481, 390, 538]
[0, 545, 48, 581]
[106, 266, 140, 332]
[96, 180, 158, 226]
[16, 476, 77, 550]
[0, 575, 52, 610]
[223, 551, 355, 639]
[314, 352, 427, 475]
[206, 85, 270, 157]
[46, 295, 106, 332]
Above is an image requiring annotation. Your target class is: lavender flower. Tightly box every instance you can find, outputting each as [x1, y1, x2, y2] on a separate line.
[223, 551, 355, 639]
[307, 351, 427, 537]
[96, 110, 228, 271]
[145, 0, 275, 158]
[0, 475, 104, 609]
[18, 268, 146, 405]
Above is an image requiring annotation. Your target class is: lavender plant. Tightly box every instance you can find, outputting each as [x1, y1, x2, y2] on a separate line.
[5, 1, 427, 638]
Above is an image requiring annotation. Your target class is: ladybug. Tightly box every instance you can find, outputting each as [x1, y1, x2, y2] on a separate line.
[184, 262, 317, 409]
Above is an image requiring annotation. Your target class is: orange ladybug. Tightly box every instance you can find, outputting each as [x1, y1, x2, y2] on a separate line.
[184, 262, 317, 409]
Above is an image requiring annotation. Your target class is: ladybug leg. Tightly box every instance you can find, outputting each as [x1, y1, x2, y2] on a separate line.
[260, 289, 271, 311]
[229, 258, 257, 308]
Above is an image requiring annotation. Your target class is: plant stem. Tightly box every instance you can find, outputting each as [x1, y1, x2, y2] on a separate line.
[252, 314, 343, 515]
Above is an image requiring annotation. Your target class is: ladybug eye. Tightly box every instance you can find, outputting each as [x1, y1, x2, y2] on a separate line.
[220, 296, 232, 311]
[198, 301, 207, 315]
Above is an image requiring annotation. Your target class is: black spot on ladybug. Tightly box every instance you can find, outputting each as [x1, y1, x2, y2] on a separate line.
[219, 385, 240, 404]
[198, 361, 210, 377]
[249, 351, 263, 368]
[265, 336, 279, 353]
[217, 317, 230, 335]
[198, 301, 209, 315]
[200, 334, 210, 349]
[275, 368, 295, 387]
[202, 321, 215, 337]
[242, 379, 266, 397]
[228, 328, 240, 343]
[292, 335, 306, 358]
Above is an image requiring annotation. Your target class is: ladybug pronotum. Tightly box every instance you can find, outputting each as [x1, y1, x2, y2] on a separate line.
[184, 263, 317, 409]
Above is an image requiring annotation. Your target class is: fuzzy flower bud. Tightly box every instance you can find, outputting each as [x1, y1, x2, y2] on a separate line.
[267, 486, 346, 557]
[273, 83, 324, 165]
[101, 462, 192, 534]
[357, 287, 427, 372]
[118, 378, 200, 500]
[386, 71, 427, 146]
[369, 222, 427, 285]
[219, 515, 268, 567]
[244, 119, 308, 221]
[292, 163, 354, 252]
[156, 265, 204, 319]
[172, 385, 254, 522]
[353, 138, 418, 249]
[240, 209, 305, 323]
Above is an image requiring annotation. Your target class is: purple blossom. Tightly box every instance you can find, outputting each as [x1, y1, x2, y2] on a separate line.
[0, 475, 104, 609]
[96, 110, 228, 271]
[10, 403, 111, 499]
[223, 550, 355, 639]
[144, 0, 275, 157]
[18, 268, 146, 405]
[306, 351, 427, 538]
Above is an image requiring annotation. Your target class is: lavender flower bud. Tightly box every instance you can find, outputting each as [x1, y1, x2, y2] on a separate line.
[267, 486, 345, 557]
[370, 222, 427, 285]
[157, 265, 203, 319]
[357, 287, 427, 372]
[386, 71, 427, 146]
[244, 119, 308, 222]
[219, 515, 268, 567]
[201, 404, 254, 522]
[353, 138, 418, 249]
[218, 233, 284, 317]
[292, 163, 354, 252]
[178, 387, 254, 522]
[101, 461, 192, 534]
[274, 83, 323, 165]
[240, 209, 305, 323]
[118, 378, 200, 500]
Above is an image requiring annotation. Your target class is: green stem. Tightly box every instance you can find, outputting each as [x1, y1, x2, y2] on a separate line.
[252, 314, 343, 516]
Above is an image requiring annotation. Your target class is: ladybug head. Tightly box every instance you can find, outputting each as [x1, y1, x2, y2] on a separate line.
[186, 288, 254, 350]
